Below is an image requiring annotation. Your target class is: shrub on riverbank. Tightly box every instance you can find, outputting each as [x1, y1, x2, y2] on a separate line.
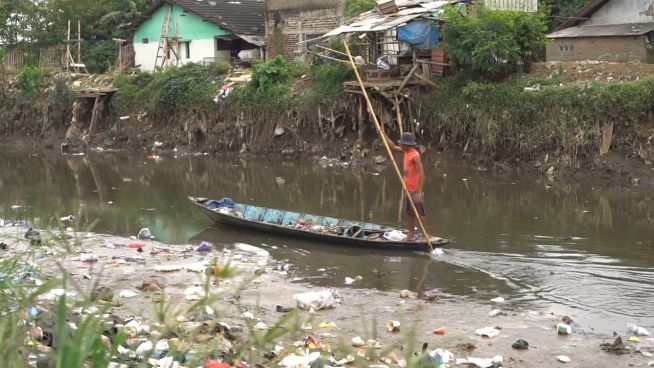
[112, 63, 219, 122]
[417, 75, 654, 163]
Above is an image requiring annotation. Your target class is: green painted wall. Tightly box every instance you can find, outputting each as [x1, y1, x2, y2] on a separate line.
[134, 4, 229, 44]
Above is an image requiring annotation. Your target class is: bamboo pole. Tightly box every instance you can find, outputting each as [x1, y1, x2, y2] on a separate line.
[77, 20, 81, 64]
[343, 41, 433, 252]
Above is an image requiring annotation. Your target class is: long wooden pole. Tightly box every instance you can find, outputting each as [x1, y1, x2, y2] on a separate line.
[343, 41, 433, 252]
[77, 20, 81, 64]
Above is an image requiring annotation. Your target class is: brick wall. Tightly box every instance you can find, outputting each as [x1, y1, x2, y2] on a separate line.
[266, 4, 342, 62]
[546, 36, 653, 63]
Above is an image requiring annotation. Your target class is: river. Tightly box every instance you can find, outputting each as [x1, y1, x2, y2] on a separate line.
[0, 146, 652, 334]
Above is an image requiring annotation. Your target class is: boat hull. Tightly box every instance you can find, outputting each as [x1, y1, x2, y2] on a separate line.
[190, 197, 447, 252]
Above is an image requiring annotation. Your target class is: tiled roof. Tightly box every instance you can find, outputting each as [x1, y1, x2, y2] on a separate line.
[138, 0, 265, 36]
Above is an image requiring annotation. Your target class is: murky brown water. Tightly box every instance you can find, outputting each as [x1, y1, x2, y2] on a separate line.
[1, 147, 652, 333]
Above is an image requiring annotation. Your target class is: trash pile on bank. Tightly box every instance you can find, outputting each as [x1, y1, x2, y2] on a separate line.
[1, 216, 653, 368]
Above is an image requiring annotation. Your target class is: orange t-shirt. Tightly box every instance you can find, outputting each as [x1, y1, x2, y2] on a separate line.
[403, 148, 421, 192]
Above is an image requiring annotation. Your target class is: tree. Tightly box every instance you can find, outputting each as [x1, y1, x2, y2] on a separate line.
[540, 0, 587, 31]
[443, 6, 548, 80]
[343, 0, 374, 19]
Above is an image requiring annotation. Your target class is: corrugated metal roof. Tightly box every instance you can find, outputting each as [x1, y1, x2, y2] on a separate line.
[484, 0, 538, 12]
[320, 0, 455, 38]
[547, 22, 654, 38]
[137, 0, 265, 36]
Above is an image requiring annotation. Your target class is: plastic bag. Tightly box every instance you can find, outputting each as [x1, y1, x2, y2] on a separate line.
[294, 289, 337, 310]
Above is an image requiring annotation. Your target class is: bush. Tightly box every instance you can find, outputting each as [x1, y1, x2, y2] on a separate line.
[443, 6, 548, 80]
[16, 65, 43, 100]
[84, 40, 118, 74]
[206, 61, 231, 77]
[304, 63, 353, 109]
[112, 64, 218, 119]
[250, 55, 292, 91]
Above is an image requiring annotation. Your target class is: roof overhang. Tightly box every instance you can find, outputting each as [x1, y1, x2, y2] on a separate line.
[303, 0, 455, 44]
[548, 22, 654, 38]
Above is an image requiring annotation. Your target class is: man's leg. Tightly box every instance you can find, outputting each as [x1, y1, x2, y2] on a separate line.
[407, 216, 415, 241]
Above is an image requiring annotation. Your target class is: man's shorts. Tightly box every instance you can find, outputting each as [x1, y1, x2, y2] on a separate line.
[406, 192, 426, 218]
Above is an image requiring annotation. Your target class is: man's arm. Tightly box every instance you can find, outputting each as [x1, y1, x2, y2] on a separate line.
[414, 154, 425, 193]
[382, 131, 402, 152]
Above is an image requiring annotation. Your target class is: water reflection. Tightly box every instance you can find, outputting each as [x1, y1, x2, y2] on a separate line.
[0, 147, 653, 331]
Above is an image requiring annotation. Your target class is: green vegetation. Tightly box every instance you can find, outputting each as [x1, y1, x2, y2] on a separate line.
[304, 63, 354, 109]
[417, 75, 654, 162]
[443, 7, 548, 80]
[16, 65, 43, 100]
[112, 63, 219, 120]
[84, 41, 119, 74]
[343, 0, 374, 19]
[206, 61, 232, 77]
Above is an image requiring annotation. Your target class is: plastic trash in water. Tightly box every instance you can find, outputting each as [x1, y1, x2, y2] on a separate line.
[490, 296, 505, 304]
[628, 323, 651, 336]
[512, 339, 529, 350]
[234, 243, 270, 257]
[351, 336, 364, 347]
[557, 323, 572, 335]
[387, 320, 401, 332]
[431, 349, 454, 367]
[628, 336, 641, 343]
[556, 355, 571, 363]
[79, 253, 98, 263]
[433, 327, 446, 335]
[117, 290, 138, 298]
[279, 352, 321, 368]
[344, 277, 356, 285]
[293, 289, 337, 310]
[60, 215, 76, 223]
[241, 311, 255, 320]
[488, 309, 503, 317]
[456, 356, 502, 368]
[137, 228, 153, 240]
[195, 241, 212, 253]
[475, 327, 500, 338]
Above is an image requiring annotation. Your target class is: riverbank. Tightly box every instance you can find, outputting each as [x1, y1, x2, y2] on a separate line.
[1, 223, 651, 368]
[3, 60, 654, 188]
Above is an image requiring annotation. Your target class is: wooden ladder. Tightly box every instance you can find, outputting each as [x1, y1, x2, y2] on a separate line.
[154, 3, 174, 69]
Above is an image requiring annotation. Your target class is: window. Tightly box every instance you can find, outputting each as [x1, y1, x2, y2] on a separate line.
[216, 38, 231, 51]
[185, 42, 190, 59]
[142, 38, 149, 44]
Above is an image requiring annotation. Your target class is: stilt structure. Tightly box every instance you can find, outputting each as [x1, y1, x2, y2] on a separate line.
[66, 20, 88, 73]
[154, 3, 181, 69]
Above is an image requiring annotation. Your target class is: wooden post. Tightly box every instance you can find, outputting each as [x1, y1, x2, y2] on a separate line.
[395, 96, 404, 135]
[344, 41, 434, 252]
[87, 96, 102, 140]
[77, 20, 81, 64]
[66, 20, 71, 70]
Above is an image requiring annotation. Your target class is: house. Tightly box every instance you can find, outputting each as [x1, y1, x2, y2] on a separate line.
[266, 0, 343, 62]
[547, 0, 654, 63]
[132, 0, 265, 71]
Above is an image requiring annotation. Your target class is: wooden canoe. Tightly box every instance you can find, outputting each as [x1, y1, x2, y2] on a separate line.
[189, 197, 447, 252]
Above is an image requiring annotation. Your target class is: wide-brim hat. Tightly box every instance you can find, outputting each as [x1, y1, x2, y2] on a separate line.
[398, 132, 417, 146]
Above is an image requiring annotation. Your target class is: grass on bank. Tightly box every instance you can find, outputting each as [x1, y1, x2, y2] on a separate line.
[416, 74, 654, 163]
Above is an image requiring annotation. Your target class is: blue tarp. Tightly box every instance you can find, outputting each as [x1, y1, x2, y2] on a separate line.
[206, 198, 236, 209]
[398, 20, 438, 50]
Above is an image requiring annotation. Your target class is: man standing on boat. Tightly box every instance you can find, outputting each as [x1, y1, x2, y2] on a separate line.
[382, 131, 426, 241]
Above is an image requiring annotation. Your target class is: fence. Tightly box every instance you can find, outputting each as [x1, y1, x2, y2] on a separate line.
[2, 46, 67, 70]
[484, 0, 538, 12]
[2, 43, 136, 71]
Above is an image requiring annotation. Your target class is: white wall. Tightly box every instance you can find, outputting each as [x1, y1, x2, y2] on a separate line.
[585, 0, 654, 25]
[135, 39, 218, 71]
